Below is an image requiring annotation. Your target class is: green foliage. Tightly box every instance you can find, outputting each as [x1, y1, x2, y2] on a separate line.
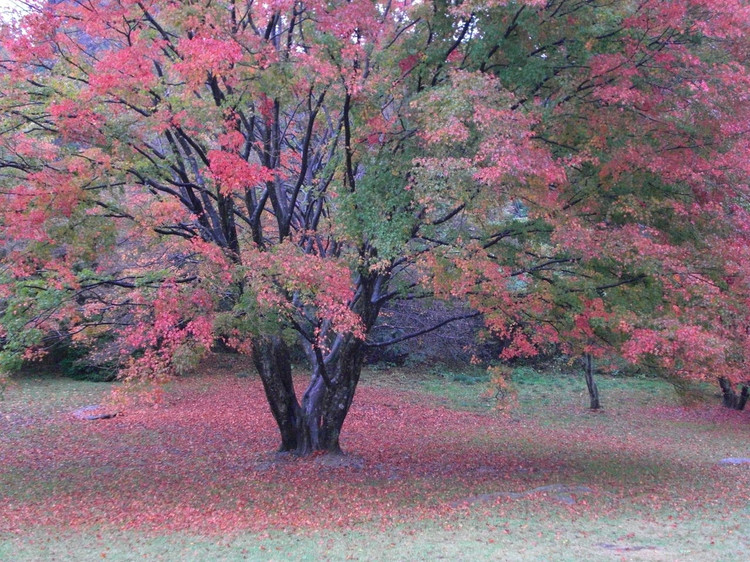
[0, 350, 25, 374]
[170, 343, 208, 376]
[0, 372, 10, 400]
[337, 153, 417, 262]
[58, 344, 117, 383]
[666, 375, 716, 407]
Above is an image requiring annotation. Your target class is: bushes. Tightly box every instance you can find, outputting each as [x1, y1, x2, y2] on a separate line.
[57, 343, 118, 382]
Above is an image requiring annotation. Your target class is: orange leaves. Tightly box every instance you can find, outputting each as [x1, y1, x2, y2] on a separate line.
[217, 129, 246, 152]
[621, 323, 732, 382]
[149, 198, 191, 226]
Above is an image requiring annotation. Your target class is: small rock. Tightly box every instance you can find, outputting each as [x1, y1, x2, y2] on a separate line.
[85, 412, 116, 420]
[72, 405, 117, 421]
[719, 457, 750, 465]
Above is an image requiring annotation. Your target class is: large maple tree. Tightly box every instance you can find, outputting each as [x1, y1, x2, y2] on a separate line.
[1, 0, 749, 455]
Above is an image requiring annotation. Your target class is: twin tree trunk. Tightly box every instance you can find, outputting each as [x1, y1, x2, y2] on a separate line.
[251, 275, 381, 456]
[252, 335, 364, 455]
[718, 377, 749, 411]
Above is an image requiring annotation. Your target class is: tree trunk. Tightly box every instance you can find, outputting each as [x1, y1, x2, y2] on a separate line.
[252, 334, 366, 456]
[739, 386, 749, 411]
[252, 335, 300, 452]
[719, 377, 749, 411]
[584, 353, 601, 410]
[295, 338, 364, 455]
[251, 274, 382, 456]
[319, 339, 365, 453]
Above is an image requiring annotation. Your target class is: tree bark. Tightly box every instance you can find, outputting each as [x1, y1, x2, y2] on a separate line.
[719, 377, 749, 411]
[252, 335, 300, 452]
[251, 274, 381, 456]
[319, 338, 365, 453]
[584, 353, 601, 410]
[252, 335, 366, 456]
[738, 385, 749, 411]
[293, 337, 365, 455]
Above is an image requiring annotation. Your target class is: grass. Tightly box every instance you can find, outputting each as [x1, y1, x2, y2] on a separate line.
[1, 358, 748, 560]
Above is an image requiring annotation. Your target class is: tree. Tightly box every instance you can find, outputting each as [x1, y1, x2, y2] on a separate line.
[432, 0, 750, 406]
[718, 378, 749, 411]
[1, 1, 749, 457]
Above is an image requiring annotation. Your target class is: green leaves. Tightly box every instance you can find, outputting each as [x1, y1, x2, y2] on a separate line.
[338, 153, 416, 263]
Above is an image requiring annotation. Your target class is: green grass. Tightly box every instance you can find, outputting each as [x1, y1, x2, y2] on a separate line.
[1, 508, 746, 561]
[1, 363, 748, 560]
[382, 362, 679, 415]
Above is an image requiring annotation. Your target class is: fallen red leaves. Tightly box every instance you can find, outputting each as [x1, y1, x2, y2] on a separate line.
[0, 369, 747, 536]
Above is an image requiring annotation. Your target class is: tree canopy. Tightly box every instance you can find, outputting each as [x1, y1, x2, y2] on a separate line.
[1, 0, 749, 453]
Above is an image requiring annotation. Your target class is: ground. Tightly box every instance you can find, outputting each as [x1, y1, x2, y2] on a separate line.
[0, 355, 748, 560]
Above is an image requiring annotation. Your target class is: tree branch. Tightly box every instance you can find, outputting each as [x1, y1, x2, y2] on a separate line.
[365, 311, 481, 348]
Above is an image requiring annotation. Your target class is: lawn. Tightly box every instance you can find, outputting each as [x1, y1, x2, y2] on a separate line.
[1, 356, 748, 561]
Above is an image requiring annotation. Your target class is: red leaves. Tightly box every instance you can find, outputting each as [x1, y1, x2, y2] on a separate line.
[48, 100, 105, 145]
[316, 0, 381, 42]
[90, 38, 160, 95]
[414, 70, 565, 192]
[621, 324, 729, 381]
[207, 150, 274, 196]
[175, 36, 243, 86]
[244, 241, 365, 341]
[398, 54, 420, 75]
[0, 372, 522, 534]
[2, 366, 747, 537]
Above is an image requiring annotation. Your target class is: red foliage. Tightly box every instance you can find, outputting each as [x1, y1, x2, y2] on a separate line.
[207, 150, 274, 196]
